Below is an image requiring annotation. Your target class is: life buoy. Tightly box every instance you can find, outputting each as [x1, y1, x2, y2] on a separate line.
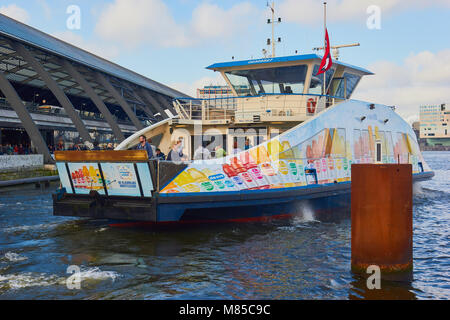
[307, 98, 317, 114]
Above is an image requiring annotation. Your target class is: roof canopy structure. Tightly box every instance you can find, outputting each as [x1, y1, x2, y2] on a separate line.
[0, 13, 188, 99]
[0, 13, 190, 162]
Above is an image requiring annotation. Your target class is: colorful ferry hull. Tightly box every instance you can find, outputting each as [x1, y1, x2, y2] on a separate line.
[53, 100, 434, 224]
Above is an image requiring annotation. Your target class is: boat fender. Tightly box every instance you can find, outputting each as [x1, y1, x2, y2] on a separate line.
[307, 98, 317, 114]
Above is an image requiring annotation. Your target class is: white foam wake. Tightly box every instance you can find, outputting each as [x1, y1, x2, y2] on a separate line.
[76, 267, 121, 282]
[0, 273, 64, 289]
[0, 267, 120, 290]
[3, 252, 28, 262]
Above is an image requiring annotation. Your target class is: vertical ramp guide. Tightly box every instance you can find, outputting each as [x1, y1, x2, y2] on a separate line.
[52, 150, 158, 221]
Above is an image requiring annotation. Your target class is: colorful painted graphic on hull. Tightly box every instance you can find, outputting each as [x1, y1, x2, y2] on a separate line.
[161, 102, 426, 194]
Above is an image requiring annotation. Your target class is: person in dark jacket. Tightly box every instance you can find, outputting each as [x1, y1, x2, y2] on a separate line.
[92, 140, 101, 151]
[136, 135, 154, 159]
[155, 148, 166, 160]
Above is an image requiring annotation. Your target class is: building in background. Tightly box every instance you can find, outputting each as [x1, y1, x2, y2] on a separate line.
[197, 85, 251, 99]
[419, 104, 450, 147]
[197, 85, 232, 100]
[197, 85, 249, 109]
[0, 14, 190, 163]
[412, 120, 420, 139]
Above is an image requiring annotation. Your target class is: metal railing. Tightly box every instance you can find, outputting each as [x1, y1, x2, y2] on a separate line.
[173, 93, 346, 122]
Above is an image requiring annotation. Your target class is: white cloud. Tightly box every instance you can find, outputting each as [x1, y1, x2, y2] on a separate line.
[36, 0, 52, 19]
[170, 74, 227, 97]
[95, 0, 189, 48]
[52, 31, 120, 61]
[279, 0, 450, 25]
[352, 49, 450, 122]
[0, 4, 30, 23]
[191, 2, 256, 40]
[94, 0, 258, 48]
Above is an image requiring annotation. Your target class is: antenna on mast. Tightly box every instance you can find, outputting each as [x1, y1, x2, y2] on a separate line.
[313, 43, 360, 61]
[266, 1, 281, 58]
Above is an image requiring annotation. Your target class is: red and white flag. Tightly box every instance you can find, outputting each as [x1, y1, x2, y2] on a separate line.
[316, 28, 332, 75]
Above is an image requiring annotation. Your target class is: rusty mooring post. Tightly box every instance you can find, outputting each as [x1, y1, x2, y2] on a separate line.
[351, 164, 413, 280]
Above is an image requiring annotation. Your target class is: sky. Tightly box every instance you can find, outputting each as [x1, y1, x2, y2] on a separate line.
[1, 0, 450, 123]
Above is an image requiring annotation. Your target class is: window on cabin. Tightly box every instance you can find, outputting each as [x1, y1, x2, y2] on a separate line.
[229, 127, 267, 152]
[225, 65, 308, 96]
[191, 134, 227, 159]
[309, 65, 335, 95]
[333, 72, 361, 99]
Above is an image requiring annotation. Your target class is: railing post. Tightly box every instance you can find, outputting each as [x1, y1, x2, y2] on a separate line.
[157, 160, 160, 192]
[201, 100, 205, 121]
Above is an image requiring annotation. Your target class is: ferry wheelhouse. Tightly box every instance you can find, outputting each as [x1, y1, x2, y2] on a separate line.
[52, 54, 434, 225]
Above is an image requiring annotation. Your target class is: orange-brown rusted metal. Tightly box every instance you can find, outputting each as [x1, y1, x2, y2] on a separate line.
[54, 150, 149, 162]
[351, 164, 413, 273]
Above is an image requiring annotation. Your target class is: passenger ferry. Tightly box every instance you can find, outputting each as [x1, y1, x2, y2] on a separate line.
[52, 51, 434, 225]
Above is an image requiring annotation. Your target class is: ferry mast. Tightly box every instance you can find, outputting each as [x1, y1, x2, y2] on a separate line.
[266, 1, 281, 58]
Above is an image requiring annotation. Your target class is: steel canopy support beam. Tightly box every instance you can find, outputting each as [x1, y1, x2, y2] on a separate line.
[62, 60, 125, 141]
[12, 42, 93, 143]
[155, 94, 174, 117]
[95, 73, 144, 130]
[131, 90, 155, 118]
[139, 89, 168, 118]
[0, 71, 53, 163]
[120, 82, 155, 118]
[140, 104, 155, 118]
[134, 99, 155, 119]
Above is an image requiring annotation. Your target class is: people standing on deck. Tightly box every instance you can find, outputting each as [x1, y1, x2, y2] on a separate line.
[194, 142, 211, 160]
[177, 139, 188, 160]
[92, 141, 101, 151]
[244, 139, 252, 151]
[167, 140, 187, 161]
[136, 135, 154, 159]
[106, 143, 114, 150]
[215, 145, 227, 158]
[155, 148, 166, 160]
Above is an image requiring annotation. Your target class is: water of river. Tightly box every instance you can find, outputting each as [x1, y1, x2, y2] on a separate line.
[0, 151, 448, 300]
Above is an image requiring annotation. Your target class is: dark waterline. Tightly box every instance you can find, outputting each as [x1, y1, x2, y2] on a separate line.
[0, 151, 448, 299]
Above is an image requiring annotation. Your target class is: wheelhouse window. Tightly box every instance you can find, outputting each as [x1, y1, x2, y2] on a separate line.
[309, 65, 336, 95]
[225, 65, 308, 96]
[332, 72, 361, 99]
